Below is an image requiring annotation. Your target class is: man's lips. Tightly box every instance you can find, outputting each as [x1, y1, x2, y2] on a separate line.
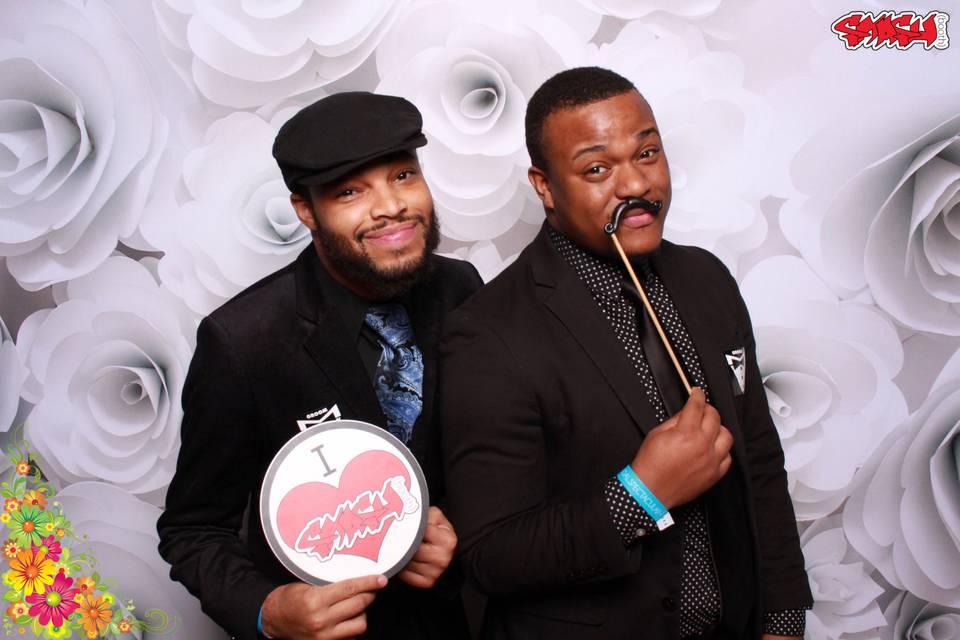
[361, 220, 420, 247]
[620, 211, 656, 228]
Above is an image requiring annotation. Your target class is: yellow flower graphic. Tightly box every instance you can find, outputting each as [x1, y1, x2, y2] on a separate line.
[117, 618, 132, 633]
[22, 490, 46, 509]
[77, 592, 113, 636]
[5, 600, 27, 617]
[14, 461, 30, 475]
[8, 549, 55, 596]
[4, 498, 19, 512]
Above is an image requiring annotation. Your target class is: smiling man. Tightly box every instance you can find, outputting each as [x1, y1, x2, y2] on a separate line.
[158, 92, 481, 640]
[441, 67, 811, 639]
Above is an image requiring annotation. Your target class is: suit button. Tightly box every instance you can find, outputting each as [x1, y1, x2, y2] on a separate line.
[662, 596, 677, 612]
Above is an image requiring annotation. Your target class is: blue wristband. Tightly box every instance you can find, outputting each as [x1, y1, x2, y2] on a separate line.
[617, 466, 674, 530]
[258, 606, 269, 638]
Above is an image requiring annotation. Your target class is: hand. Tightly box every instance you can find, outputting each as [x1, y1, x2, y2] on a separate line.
[260, 575, 387, 640]
[629, 387, 733, 509]
[397, 506, 457, 589]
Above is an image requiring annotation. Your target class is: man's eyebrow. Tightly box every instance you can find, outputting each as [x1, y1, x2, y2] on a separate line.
[636, 127, 659, 140]
[570, 128, 660, 160]
[572, 144, 605, 160]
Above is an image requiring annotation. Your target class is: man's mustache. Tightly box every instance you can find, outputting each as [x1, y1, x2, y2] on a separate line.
[356, 213, 427, 241]
[603, 198, 663, 234]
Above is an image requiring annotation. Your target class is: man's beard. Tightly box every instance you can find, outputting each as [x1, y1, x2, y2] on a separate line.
[315, 211, 441, 300]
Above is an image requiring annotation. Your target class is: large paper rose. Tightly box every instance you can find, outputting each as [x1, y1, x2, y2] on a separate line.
[843, 347, 960, 606]
[0, 314, 22, 433]
[141, 109, 310, 316]
[801, 516, 886, 640]
[0, 0, 168, 290]
[56, 481, 228, 638]
[18, 256, 196, 503]
[376, 0, 599, 243]
[592, 20, 774, 266]
[882, 592, 960, 640]
[773, 28, 960, 335]
[740, 256, 906, 520]
[153, 0, 406, 109]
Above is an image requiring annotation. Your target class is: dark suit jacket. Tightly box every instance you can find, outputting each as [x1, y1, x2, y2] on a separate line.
[157, 247, 482, 640]
[440, 225, 811, 640]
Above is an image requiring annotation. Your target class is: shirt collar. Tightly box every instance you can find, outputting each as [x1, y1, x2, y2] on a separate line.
[546, 224, 633, 300]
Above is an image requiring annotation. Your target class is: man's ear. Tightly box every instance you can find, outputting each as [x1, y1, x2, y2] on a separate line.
[527, 166, 555, 211]
[290, 191, 318, 232]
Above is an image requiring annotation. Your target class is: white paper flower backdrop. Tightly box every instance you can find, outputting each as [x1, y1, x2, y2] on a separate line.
[800, 516, 886, 640]
[881, 592, 960, 640]
[0, 313, 22, 434]
[740, 256, 906, 521]
[844, 348, 960, 607]
[18, 256, 196, 503]
[141, 108, 311, 316]
[153, 0, 407, 109]
[0, 0, 168, 291]
[1, 0, 958, 636]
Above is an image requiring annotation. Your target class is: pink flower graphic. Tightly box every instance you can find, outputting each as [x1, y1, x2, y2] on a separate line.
[26, 568, 80, 628]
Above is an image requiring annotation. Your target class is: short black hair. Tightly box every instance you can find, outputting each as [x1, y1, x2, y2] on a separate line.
[525, 66, 637, 172]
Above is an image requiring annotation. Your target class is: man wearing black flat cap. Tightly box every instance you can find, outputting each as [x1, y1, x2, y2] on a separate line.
[158, 92, 481, 640]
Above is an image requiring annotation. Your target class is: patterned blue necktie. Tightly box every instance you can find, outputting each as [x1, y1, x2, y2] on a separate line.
[364, 303, 423, 444]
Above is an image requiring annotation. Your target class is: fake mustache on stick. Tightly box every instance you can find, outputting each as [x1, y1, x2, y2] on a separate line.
[603, 197, 663, 234]
[603, 198, 692, 395]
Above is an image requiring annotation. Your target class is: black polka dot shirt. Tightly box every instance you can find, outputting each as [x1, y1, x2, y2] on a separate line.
[549, 227, 805, 638]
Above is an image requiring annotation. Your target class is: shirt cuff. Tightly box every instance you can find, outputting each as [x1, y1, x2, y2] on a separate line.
[603, 476, 661, 545]
[762, 608, 807, 636]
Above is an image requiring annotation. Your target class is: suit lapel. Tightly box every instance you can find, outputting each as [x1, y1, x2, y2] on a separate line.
[407, 268, 444, 452]
[295, 249, 386, 427]
[529, 227, 661, 436]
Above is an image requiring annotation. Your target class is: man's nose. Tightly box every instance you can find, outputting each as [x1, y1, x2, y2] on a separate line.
[369, 184, 406, 219]
[614, 163, 652, 201]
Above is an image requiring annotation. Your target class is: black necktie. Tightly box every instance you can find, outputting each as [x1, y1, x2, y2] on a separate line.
[622, 261, 687, 417]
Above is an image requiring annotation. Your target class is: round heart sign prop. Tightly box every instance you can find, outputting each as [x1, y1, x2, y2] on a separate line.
[260, 420, 428, 584]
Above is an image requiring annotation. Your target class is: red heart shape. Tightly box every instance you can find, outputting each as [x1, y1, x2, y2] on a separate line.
[276, 450, 417, 563]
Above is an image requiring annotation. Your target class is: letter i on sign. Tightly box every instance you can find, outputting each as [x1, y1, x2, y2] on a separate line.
[312, 444, 337, 477]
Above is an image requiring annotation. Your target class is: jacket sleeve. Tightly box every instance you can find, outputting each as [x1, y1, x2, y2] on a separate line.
[157, 316, 284, 640]
[440, 309, 634, 598]
[725, 268, 813, 612]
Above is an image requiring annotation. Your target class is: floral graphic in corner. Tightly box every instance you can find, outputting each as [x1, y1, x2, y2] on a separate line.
[0, 444, 168, 639]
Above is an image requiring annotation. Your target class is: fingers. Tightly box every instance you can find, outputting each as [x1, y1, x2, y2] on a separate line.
[714, 425, 733, 456]
[326, 590, 377, 625]
[676, 387, 706, 431]
[425, 507, 456, 540]
[426, 506, 449, 526]
[330, 613, 368, 639]
[323, 574, 387, 605]
[397, 567, 439, 589]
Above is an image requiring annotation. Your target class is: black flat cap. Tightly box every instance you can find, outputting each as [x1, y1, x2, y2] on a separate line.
[273, 91, 428, 191]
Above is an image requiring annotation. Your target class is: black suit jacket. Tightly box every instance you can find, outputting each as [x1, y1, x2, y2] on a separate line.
[440, 225, 811, 640]
[157, 247, 482, 640]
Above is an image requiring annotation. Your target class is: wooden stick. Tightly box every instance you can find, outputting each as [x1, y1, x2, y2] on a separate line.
[609, 233, 692, 395]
